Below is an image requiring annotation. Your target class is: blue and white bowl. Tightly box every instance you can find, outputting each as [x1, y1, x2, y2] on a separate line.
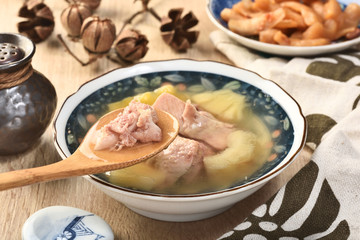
[54, 59, 307, 222]
[206, 0, 360, 56]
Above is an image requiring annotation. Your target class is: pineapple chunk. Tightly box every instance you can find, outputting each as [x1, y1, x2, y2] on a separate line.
[107, 162, 166, 191]
[221, 104, 243, 123]
[108, 96, 133, 111]
[154, 85, 177, 96]
[154, 85, 188, 101]
[191, 89, 246, 123]
[204, 130, 257, 187]
[204, 130, 257, 171]
[134, 92, 158, 105]
[107, 85, 188, 111]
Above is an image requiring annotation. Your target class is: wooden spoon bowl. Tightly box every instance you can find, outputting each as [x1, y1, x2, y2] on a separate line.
[0, 108, 179, 191]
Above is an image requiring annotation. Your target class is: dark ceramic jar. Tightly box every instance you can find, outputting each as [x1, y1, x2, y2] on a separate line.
[0, 33, 57, 155]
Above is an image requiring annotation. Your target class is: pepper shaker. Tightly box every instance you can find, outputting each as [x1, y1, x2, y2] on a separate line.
[0, 33, 57, 155]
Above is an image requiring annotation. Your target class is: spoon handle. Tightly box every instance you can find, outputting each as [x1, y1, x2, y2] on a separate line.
[0, 152, 118, 191]
[0, 109, 179, 191]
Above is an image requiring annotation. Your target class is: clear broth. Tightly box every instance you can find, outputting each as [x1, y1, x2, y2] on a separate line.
[100, 88, 272, 195]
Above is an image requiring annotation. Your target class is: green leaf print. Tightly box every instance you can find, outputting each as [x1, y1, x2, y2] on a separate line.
[219, 161, 350, 240]
[306, 53, 360, 83]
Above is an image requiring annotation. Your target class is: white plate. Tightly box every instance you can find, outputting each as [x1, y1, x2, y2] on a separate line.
[206, 0, 360, 56]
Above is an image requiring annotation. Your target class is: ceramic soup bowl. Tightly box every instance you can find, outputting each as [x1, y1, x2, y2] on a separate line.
[54, 59, 307, 222]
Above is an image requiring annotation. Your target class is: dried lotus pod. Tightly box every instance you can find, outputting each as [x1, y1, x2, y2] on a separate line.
[80, 16, 116, 54]
[61, 3, 92, 37]
[114, 29, 149, 62]
[78, 0, 101, 10]
[17, 0, 55, 43]
[160, 8, 199, 52]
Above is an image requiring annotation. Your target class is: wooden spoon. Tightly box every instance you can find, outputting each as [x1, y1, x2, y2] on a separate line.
[0, 108, 179, 191]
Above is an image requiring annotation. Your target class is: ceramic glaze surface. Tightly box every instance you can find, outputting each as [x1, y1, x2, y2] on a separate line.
[22, 206, 114, 240]
[0, 33, 57, 155]
[0, 71, 57, 154]
[54, 60, 306, 221]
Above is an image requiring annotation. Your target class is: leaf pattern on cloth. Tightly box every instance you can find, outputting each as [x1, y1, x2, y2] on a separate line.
[306, 114, 337, 147]
[210, 30, 359, 239]
[306, 53, 360, 84]
[218, 161, 350, 239]
[353, 95, 360, 110]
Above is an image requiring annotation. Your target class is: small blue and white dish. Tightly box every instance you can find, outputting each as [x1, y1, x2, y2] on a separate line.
[206, 0, 360, 56]
[22, 206, 114, 240]
[54, 59, 307, 222]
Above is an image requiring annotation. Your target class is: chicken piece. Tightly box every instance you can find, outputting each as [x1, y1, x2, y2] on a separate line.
[131, 109, 161, 143]
[147, 136, 207, 186]
[153, 93, 235, 150]
[181, 100, 235, 150]
[93, 100, 161, 151]
[153, 93, 186, 128]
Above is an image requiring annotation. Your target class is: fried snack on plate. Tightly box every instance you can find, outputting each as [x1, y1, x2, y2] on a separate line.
[228, 8, 286, 36]
[221, 8, 245, 22]
[280, 1, 321, 26]
[221, 0, 360, 46]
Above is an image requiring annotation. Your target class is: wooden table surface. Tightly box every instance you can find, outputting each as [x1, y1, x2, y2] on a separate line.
[0, 0, 312, 239]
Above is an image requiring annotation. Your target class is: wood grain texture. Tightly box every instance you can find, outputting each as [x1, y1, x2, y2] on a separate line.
[0, 0, 311, 239]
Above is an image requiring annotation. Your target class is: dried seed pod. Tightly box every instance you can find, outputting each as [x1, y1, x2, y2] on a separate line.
[114, 29, 149, 62]
[160, 8, 199, 52]
[61, 3, 92, 37]
[80, 16, 116, 54]
[78, 0, 101, 10]
[17, 0, 55, 43]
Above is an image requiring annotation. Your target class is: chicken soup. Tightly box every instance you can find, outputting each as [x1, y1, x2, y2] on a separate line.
[98, 86, 273, 195]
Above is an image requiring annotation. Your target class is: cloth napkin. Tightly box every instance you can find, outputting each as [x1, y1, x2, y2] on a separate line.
[210, 30, 360, 239]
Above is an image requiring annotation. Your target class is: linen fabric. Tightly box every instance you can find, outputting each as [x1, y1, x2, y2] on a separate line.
[210, 30, 360, 239]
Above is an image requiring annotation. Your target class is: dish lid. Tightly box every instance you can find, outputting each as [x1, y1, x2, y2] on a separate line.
[22, 206, 114, 240]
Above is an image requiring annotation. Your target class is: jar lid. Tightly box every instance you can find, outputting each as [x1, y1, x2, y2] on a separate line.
[0, 33, 35, 71]
[22, 206, 114, 240]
